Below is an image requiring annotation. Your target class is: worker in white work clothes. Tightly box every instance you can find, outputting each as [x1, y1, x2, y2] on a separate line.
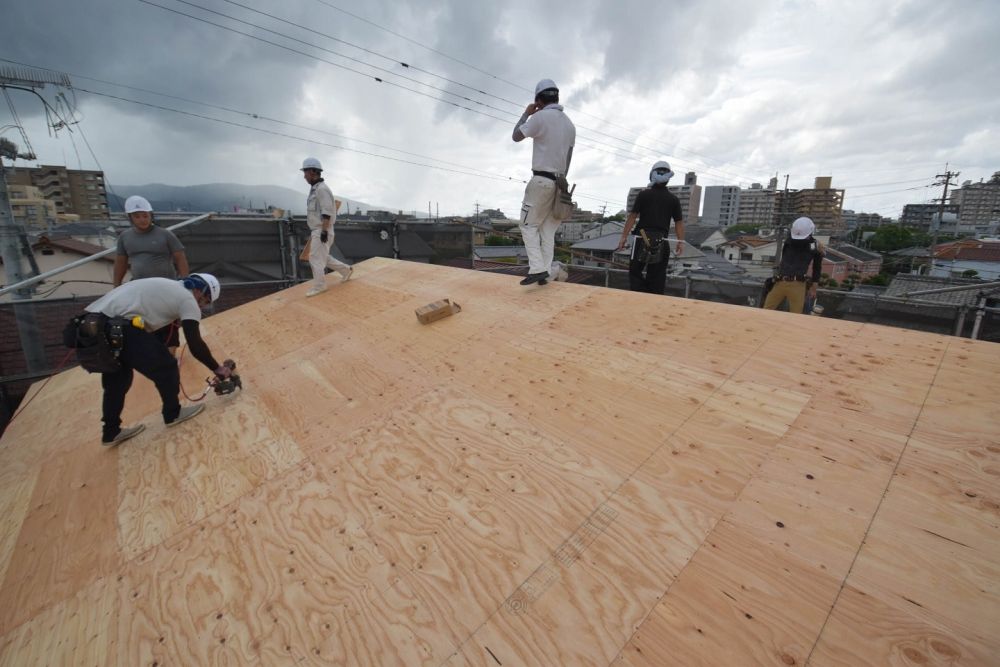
[67, 273, 233, 446]
[301, 157, 352, 296]
[512, 78, 576, 286]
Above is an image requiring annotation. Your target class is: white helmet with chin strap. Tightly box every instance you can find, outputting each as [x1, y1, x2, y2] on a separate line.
[649, 161, 674, 185]
[182, 272, 221, 302]
[300, 157, 323, 172]
[124, 195, 154, 214]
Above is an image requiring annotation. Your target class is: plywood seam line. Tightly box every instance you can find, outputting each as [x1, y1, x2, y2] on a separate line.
[444, 320, 781, 667]
[802, 336, 952, 666]
[598, 327, 831, 667]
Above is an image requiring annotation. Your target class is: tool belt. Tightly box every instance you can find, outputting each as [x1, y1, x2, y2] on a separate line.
[63, 312, 129, 373]
[632, 229, 667, 265]
[532, 170, 557, 181]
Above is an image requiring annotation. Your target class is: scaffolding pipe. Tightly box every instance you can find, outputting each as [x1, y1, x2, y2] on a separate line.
[0, 213, 212, 298]
[902, 281, 1000, 297]
[971, 296, 988, 340]
[954, 306, 968, 337]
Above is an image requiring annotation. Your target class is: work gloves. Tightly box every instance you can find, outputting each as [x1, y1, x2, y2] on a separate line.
[320, 230, 329, 244]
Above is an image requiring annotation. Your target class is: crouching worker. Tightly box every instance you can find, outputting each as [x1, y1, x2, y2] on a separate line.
[64, 273, 234, 446]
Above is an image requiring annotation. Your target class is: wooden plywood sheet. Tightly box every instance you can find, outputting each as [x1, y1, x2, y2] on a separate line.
[1, 257, 998, 664]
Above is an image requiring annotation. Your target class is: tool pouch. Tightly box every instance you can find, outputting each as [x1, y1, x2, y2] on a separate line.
[65, 313, 122, 373]
[634, 230, 667, 264]
[552, 177, 576, 220]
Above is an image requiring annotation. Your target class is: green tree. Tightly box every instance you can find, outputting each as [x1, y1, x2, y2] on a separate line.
[485, 234, 515, 246]
[962, 269, 980, 278]
[862, 273, 889, 286]
[869, 226, 913, 252]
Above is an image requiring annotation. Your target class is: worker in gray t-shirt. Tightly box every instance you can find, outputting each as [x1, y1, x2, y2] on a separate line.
[114, 195, 189, 286]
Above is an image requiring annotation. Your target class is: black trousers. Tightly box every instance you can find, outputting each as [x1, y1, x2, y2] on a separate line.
[101, 326, 181, 440]
[629, 256, 669, 294]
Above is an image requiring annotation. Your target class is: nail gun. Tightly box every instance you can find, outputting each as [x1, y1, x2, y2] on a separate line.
[209, 359, 243, 395]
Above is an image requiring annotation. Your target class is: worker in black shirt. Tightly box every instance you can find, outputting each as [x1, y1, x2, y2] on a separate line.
[617, 161, 686, 294]
[764, 217, 824, 314]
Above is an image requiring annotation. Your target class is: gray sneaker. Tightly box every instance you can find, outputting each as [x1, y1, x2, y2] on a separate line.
[340, 266, 353, 282]
[167, 404, 205, 427]
[102, 424, 145, 447]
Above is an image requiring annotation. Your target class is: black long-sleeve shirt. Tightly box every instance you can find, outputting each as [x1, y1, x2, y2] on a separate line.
[778, 237, 823, 282]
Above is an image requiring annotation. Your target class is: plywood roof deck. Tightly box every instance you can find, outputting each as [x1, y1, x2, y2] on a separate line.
[0, 257, 997, 666]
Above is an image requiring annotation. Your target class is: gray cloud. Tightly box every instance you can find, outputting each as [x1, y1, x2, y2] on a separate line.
[1, 0, 998, 219]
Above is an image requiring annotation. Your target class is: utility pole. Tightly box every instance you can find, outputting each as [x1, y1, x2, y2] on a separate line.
[471, 202, 480, 264]
[930, 165, 959, 275]
[0, 65, 68, 375]
[774, 174, 791, 266]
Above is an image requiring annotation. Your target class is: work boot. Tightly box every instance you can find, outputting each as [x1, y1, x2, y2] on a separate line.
[340, 266, 353, 282]
[519, 272, 549, 286]
[167, 404, 205, 427]
[102, 424, 145, 447]
[306, 285, 328, 297]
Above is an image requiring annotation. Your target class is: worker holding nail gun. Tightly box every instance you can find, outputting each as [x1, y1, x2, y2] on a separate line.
[67, 273, 235, 447]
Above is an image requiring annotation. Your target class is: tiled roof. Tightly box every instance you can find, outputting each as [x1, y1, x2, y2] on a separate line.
[932, 240, 1000, 262]
[884, 274, 999, 306]
[32, 236, 114, 262]
[831, 244, 881, 261]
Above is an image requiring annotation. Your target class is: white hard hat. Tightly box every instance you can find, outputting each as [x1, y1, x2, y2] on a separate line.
[301, 157, 323, 171]
[186, 272, 221, 302]
[535, 78, 558, 95]
[649, 160, 674, 184]
[790, 217, 816, 240]
[124, 195, 153, 214]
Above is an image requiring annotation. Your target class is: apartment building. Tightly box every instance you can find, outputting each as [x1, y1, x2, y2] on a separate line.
[6, 165, 110, 219]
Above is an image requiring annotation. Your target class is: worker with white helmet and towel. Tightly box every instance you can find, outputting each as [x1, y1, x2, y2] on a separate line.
[300, 157, 352, 297]
[512, 78, 577, 286]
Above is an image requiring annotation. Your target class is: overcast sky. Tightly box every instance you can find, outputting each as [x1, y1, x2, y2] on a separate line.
[2, 0, 998, 219]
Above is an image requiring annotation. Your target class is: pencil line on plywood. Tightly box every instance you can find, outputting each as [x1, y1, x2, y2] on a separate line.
[802, 336, 952, 666]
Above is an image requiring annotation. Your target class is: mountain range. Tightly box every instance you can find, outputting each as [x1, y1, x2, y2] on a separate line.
[107, 183, 387, 216]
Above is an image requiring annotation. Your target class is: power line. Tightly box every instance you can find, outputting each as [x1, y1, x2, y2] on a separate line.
[844, 184, 936, 200]
[141, 0, 765, 183]
[74, 87, 519, 181]
[70, 86, 622, 206]
[308, 0, 755, 174]
[218, 0, 523, 108]
[311, 0, 527, 93]
[0, 57, 509, 180]
[0, 56, 622, 207]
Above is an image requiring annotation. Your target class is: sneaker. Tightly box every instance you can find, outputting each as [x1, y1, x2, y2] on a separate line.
[102, 424, 145, 447]
[305, 285, 328, 297]
[340, 266, 353, 282]
[519, 272, 549, 286]
[167, 404, 205, 427]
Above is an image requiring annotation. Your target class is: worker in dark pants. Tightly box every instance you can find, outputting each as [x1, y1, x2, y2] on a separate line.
[79, 273, 233, 446]
[617, 161, 686, 294]
[763, 217, 824, 313]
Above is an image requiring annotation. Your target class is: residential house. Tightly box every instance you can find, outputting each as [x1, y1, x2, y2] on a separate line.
[718, 236, 779, 278]
[3, 235, 116, 301]
[684, 226, 727, 253]
[928, 239, 1000, 280]
[823, 244, 882, 280]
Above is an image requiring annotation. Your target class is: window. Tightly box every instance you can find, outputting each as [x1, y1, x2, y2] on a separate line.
[740, 253, 753, 261]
